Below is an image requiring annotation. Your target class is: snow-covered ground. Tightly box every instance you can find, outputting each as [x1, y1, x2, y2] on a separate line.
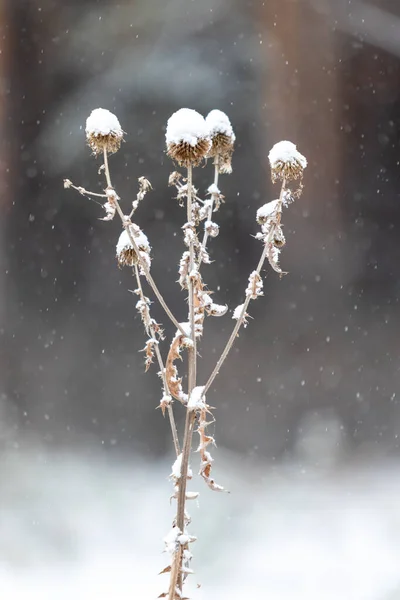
[0, 446, 399, 600]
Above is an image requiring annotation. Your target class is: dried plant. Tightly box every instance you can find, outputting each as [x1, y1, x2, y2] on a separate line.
[64, 106, 307, 599]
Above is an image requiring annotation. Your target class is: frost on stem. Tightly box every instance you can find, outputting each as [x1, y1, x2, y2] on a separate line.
[171, 453, 193, 481]
[246, 271, 263, 300]
[85, 108, 124, 155]
[188, 386, 207, 411]
[116, 225, 151, 271]
[166, 108, 211, 167]
[206, 109, 235, 173]
[232, 303, 250, 328]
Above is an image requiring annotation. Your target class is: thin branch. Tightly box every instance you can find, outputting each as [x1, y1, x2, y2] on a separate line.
[202, 177, 287, 396]
[102, 147, 187, 338]
[134, 264, 180, 458]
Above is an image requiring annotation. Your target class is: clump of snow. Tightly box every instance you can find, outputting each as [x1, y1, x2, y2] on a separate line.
[116, 228, 150, 254]
[232, 304, 245, 320]
[206, 109, 235, 141]
[268, 141, 307, 169]
[85, 108, 123, 137]
[256, 200, 280, 222]
[207, 183, 220, 195]
[171, 453, 193, 480]
[163, 527, 181, 555]
[165, 108, 209, 147]
[188, 386, 207, 411]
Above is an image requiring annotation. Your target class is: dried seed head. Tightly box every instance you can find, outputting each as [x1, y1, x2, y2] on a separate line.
[268, 140, 307, 184]
[116, 227, 150, 268]
[256, 199, 280, 225]
[206, 109, 235, 173]
[85, 108, 124, 155]
[166, 108, 211, 167]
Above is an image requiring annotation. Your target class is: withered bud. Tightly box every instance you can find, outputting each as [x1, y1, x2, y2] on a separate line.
[273, 225, 286, 248]
[85, 108, 124, 155]
[168, 171, 183, 187]
[166, 108, 211, 167]
[205, 220, 219, 238]
[206, 109, 235, 173]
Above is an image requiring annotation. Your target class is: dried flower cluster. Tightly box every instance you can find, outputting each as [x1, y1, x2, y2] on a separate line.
[64, 106, 307, 600]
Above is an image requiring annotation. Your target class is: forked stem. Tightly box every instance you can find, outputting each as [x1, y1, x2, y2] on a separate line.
[203, 177, 287, 396]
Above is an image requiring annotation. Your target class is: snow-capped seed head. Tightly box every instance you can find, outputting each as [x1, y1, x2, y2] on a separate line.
[268, 141, 307, 184]
[206, 109, 235, 173]
[166, 108, 211, 167]
[85, 108, 124, 155]
[116, 227, 150, 268]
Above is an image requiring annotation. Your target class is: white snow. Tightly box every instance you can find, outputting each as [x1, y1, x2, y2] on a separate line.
[232, 304, 245, 320]
[165, 108, 209, 147]
[268, 140, 307, 169]
[163, 527, 180, 555]
[177, 322, 191, 338]
[188, 386, 207, 411]
[116, 228, 150, 254]
[171, 453, 193, 480]
[256, 199, 280, 221]
[206, 109, 235, 141]
[85, 108, 123, 137]
[246, 271, 264, 299]
[207, 183, 221, 195]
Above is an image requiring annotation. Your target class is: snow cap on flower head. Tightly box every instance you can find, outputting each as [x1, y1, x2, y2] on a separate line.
[268, 141, 307, 183]
[166, 108, 211, 167]
[85, 108, 124, 155]
[206, 109, 235, 173]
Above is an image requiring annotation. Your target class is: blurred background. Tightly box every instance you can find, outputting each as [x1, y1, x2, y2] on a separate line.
[1, 0, 400, 597]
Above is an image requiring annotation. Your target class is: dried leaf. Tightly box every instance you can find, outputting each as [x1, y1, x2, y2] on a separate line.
[165, 333, 189, 404]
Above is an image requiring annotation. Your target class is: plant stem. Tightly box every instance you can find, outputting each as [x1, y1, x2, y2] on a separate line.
[134, 265, 180, 457]
[170, 164, 198, 599]
[202, 177, 287, 396]
[102, 147, 187, 338]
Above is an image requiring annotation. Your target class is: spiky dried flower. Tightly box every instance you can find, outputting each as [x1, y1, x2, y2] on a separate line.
[268, 140, 307, 184]
[205, 109, 235, 173]
[85, 108, 124, 155]
[166, 108, 211, 167]
[116, 226, 151, 268]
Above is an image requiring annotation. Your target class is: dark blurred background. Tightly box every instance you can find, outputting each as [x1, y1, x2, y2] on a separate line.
[2, 0, 400, 597]
[3, 0, 400, 459]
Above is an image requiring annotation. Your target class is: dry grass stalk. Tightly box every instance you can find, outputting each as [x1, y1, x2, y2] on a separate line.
[64, 108, 307, 599]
